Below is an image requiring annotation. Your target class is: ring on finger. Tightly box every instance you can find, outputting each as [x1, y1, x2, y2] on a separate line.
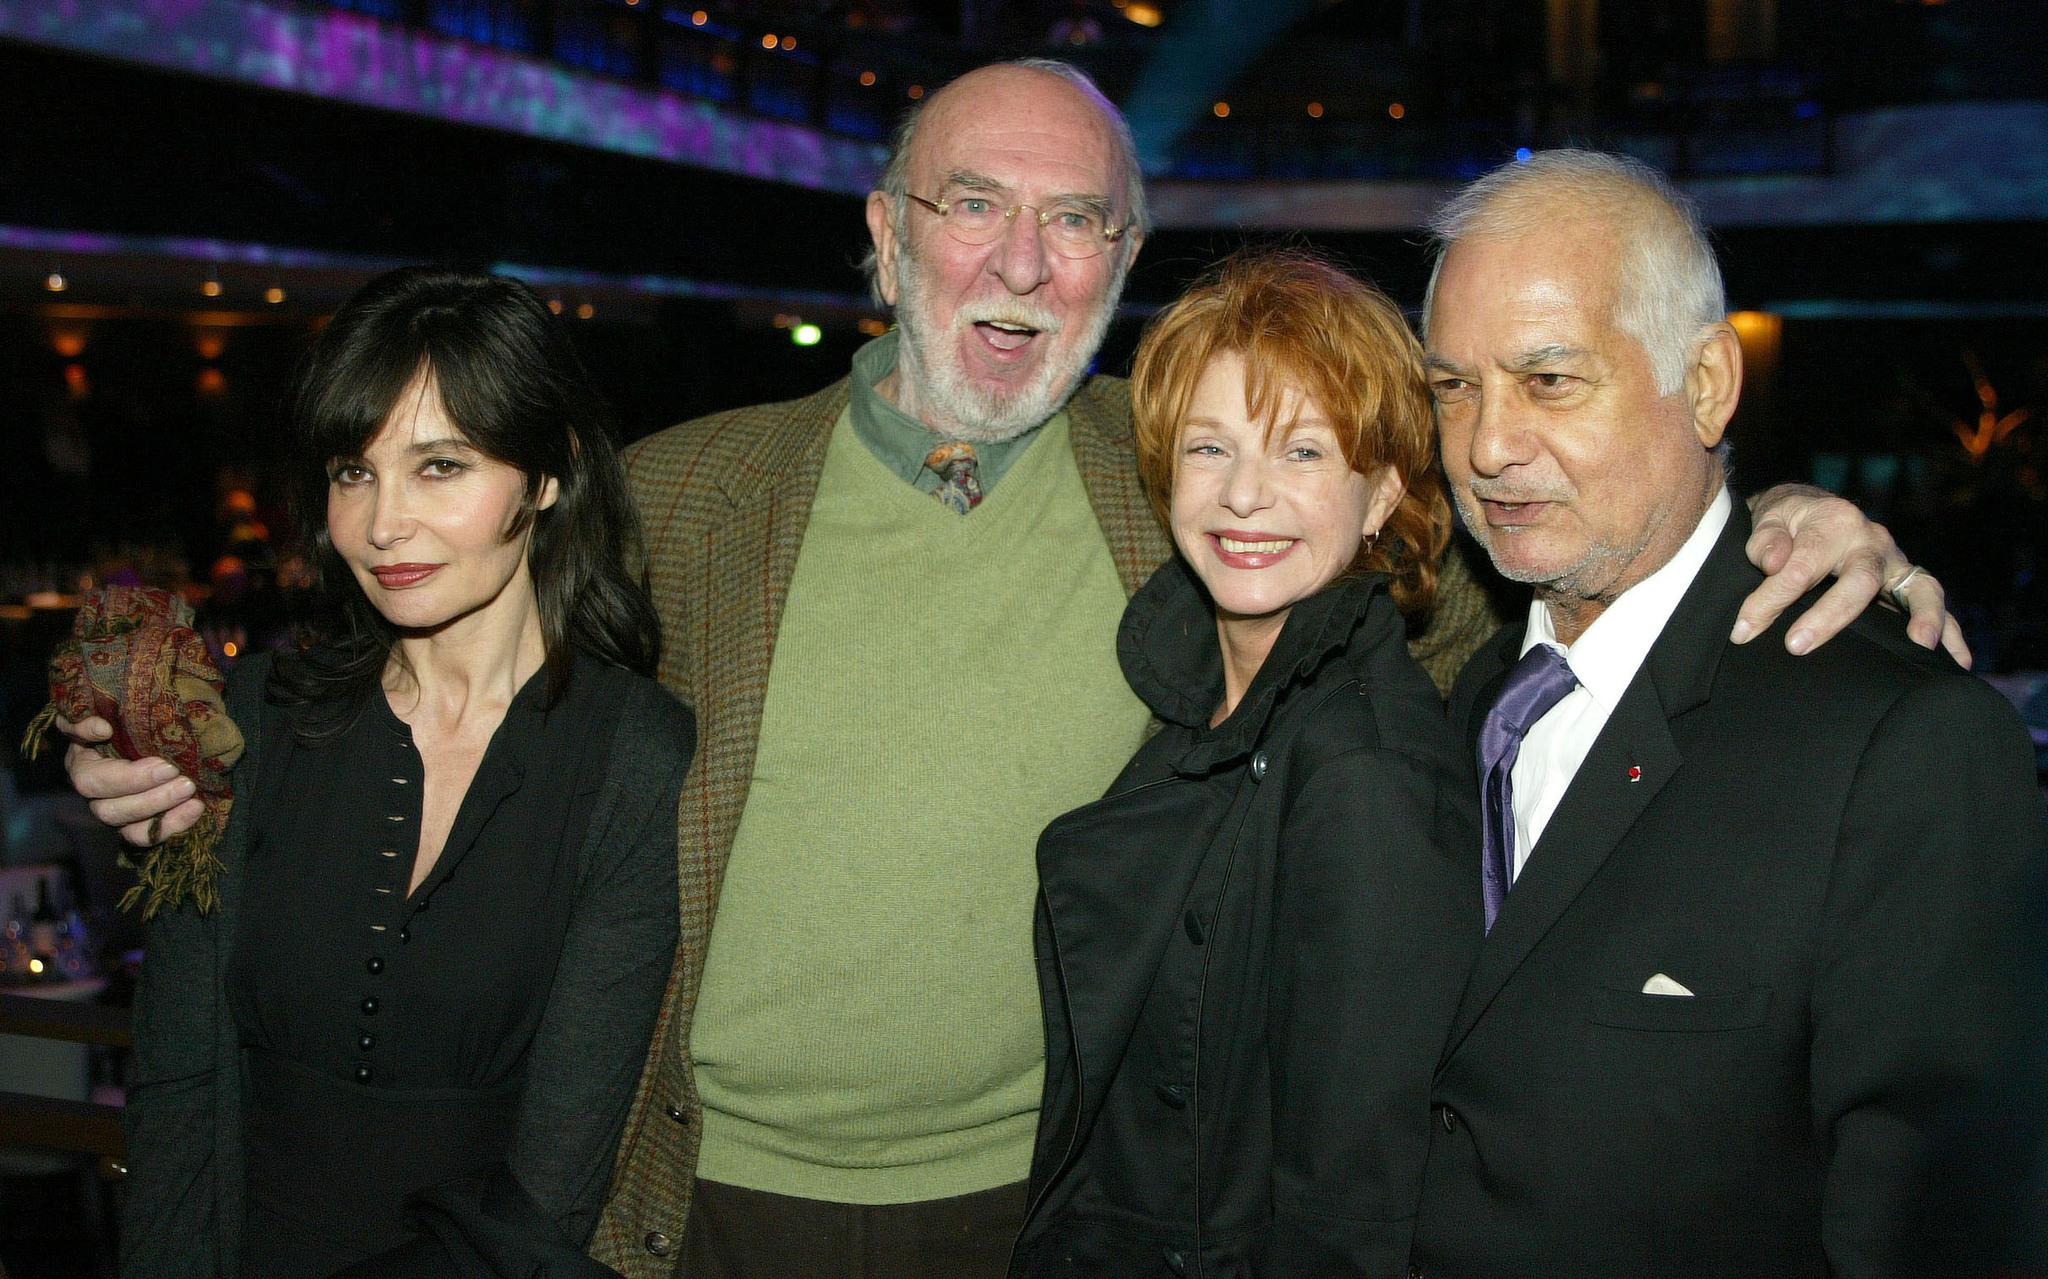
[1884, 564, 1926, 611]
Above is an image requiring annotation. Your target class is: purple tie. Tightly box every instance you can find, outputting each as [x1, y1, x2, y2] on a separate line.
[1479, 644, 1579, 933]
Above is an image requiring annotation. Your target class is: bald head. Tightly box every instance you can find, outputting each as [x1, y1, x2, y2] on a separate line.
[862, 60, 1146, 302]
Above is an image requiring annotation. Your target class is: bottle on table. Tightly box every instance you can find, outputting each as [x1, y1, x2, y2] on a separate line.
[30, 878, 60, 965]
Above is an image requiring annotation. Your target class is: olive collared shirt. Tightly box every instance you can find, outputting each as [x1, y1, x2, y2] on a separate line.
[847, 330, 1056, 500]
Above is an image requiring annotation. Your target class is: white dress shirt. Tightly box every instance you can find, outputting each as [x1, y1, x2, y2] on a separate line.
[1508, 486, 1732, 881]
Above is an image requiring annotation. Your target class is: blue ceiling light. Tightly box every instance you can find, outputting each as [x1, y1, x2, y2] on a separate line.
[1121, 0, 1324, 174]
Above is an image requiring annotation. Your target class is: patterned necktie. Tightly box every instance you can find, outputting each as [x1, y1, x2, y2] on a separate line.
[924, 442, 983, 515]
[1478, 644, 1579, 933]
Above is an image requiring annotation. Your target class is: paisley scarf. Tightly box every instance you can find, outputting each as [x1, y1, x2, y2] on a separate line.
[22, 586, 244, 918]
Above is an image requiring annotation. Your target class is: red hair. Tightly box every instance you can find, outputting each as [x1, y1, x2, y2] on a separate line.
[1131, 248, 1451, 615]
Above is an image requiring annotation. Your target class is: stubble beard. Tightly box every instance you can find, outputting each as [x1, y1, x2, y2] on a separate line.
[1453, 484, 1631, 599]
[890, 239, 1127, 444]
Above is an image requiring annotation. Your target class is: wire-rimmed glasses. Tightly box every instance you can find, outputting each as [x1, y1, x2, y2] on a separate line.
[905, 192, 1127, 259]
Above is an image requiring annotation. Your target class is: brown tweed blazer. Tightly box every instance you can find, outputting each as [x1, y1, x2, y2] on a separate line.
[589, 372, 1503, 1276]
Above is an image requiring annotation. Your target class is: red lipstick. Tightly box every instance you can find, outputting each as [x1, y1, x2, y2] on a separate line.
[1208, 531, 1299, 570]
[369, 563, 442, 588]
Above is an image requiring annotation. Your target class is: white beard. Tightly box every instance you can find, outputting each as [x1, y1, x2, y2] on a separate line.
[890, 240, 1127, 443]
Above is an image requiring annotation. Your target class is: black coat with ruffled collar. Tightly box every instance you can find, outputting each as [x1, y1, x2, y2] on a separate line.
[1012, 556, 1482, 1279]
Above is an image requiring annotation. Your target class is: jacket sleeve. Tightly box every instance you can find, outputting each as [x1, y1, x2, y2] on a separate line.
[1260, 743, 1481, 1279]
[120, 652, 270, 1279]
[507, 680, 693, 1248]
[1810, 674, 2045, 1277]
[121, 899, 232, 1279]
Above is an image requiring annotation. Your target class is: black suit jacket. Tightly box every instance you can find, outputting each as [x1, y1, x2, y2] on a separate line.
[1413, 503, 2045, 1279]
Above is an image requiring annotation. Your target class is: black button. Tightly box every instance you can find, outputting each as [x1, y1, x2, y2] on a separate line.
[360, 997, 379, 1016]
[644, 1231, 674, 1257]
[399, 928, 411, 944]
[354, 1064, 374, 1084]
[1182, 909, 1205, 946]
[365, 956, 384, 975]
[1163, 1247, 1187, 1276]
[358, 1033, 375, 1052]
[1435, 1104, 1458, 1133]
[665, 1104, 687, 1124]
[1154, 1082, 1188, 1111]
[413, 898, 429, 912]
[1249, 750, 1269, 782]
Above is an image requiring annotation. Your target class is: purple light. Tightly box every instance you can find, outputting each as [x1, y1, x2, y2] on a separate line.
[0, 222, 875, 311]
[0, 0, 885, 195]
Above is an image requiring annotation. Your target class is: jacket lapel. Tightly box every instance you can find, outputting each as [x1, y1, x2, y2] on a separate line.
[1040, 774, 1220, 1131]
[681, 381, 845, 882]
[1442, 504, 1756, 1059]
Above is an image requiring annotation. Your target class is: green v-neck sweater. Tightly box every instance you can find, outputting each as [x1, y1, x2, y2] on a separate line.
[689, 407, 1152, 1203]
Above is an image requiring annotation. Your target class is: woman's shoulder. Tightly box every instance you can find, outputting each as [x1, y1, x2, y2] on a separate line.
[1290, 596, 1463, 775]
[224, 648, 276, 712]
[573, 656, 694, 769]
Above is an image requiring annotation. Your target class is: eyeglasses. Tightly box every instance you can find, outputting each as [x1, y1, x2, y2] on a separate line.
[905, 192, 1127, 259]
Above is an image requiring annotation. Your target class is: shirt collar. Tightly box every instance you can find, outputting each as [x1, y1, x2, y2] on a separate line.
[1522, 485, 1733, 713]
[846, 329, 1046, 492]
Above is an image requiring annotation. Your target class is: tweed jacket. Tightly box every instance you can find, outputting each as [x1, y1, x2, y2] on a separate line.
[591, 372, 1502, 1277]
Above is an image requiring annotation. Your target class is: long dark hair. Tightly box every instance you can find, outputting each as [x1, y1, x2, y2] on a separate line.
[269, 267, 660, 733]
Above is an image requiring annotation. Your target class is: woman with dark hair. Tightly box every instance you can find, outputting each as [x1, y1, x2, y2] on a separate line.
[1012, 249, 1478, 1276]
[100, 267, 693, 1278]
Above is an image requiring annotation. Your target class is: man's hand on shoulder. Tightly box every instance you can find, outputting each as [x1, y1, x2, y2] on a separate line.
[1736, 483, 1969, 667]
[60, 715, 205, 847]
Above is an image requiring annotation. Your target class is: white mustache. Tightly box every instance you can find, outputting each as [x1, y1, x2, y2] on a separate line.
[961, 307, 1062, 335]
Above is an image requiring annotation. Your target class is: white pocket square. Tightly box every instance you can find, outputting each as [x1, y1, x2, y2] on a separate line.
[1641, 973, 1694, 997]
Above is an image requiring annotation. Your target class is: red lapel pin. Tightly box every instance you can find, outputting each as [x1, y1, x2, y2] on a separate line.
[1628, 765, 1642, 782]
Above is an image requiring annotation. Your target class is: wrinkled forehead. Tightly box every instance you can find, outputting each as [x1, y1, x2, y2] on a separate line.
[910, 71, 1126, 200]
[1430, 226, 1627, 353]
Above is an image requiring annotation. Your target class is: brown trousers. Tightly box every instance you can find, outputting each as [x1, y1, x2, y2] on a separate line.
[679, 1178, 1029, 1279]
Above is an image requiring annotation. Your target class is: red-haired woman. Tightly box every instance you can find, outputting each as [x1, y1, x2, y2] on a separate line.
[1012, 249, 1478, 1277]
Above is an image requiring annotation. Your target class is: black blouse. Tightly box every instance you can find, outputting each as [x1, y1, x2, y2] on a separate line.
[228, 653, 626, 1277]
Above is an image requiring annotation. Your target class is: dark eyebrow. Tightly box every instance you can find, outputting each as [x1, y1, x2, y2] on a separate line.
[1504, 344, 1590, 373]
[405, 437, 480, 455]
[1422, 352, 1470, 376]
